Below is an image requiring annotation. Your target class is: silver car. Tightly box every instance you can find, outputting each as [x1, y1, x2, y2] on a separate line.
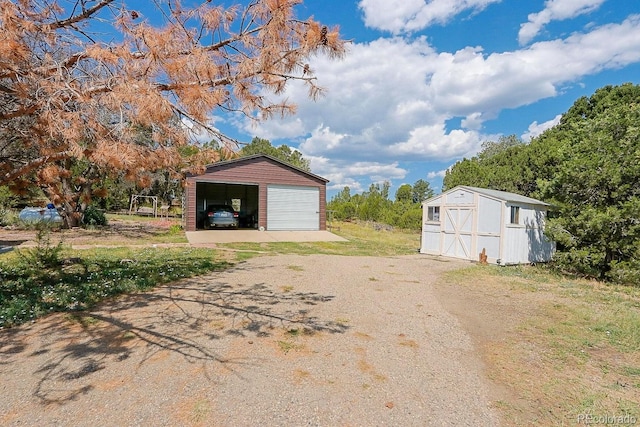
[203, 204, 239, 229]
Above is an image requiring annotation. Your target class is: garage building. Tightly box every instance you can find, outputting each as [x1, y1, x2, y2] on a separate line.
[420, 186, 555, 265]
[184, 154, 328, 232]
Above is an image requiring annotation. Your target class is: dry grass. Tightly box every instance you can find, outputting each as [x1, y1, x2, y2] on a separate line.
[1, 215, 187, 248]
[219, 220, 421, 257]
[437, 265, 640, 426]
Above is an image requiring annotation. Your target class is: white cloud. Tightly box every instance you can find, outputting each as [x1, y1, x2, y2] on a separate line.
[326, 178, 364, 192]
[299, 125, 348, 155]
[519, 0, 606, 45]
[358, 0, 501, 34]
[252, 36, 442, 158]
[429, 15, 640, 114]
[240, 14, 640, 191]
[308, 155, 407, 191]
[521, 114, 562, 141]
[461, 112, 484, 131]
[341, 161, 406, 179]
[241, 117, 306, 141]
[427, 169, 448, 179]
[390, 123, 482, 160]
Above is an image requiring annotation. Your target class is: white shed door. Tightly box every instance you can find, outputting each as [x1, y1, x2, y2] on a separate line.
[267, 185, 319, 231]
[442, 207, 474, 259]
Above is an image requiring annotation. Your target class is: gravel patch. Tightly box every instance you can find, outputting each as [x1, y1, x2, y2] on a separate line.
[1, 254, 500, 426]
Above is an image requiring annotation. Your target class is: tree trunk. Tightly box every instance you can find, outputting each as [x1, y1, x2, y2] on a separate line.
[42, 174, 91, 229]
[601, 247, 614, 280]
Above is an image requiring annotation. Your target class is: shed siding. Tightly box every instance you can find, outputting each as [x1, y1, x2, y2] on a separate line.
[477, 196, 501, 234]
[503, 226, 529, 264]
[477, 235, 500, 261]
[420, 186, 555, 264]
[528, 227, 555, 262]
[502, 206, 553, 264]
[476, 195, 502, 262]
[445, 188, 474, 205]
[185, 157, 327, 231]
[421, 224, 441, 252]
[185, 180, 196, 230]
[424, 195, 443, 207]
[421, 195, 443, 255]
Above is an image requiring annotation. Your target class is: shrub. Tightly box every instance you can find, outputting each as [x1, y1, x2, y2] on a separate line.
[396, 207, 423, 230]
[17, 225, 65, 270]
[82, 205, 108, 227]
[0, 207, 14, 227]
[607, 259, 640, 286]
[168, 224, 183, 234]
[0, 186, 18, 226]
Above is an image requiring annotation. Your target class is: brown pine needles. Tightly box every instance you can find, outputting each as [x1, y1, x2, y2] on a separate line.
[0, 0, 346, 225]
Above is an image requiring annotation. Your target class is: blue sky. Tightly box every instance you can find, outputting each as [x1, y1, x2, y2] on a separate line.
[203, 1, 640, 198]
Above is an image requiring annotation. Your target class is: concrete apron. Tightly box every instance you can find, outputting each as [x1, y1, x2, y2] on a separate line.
[186, 230, 348, 244]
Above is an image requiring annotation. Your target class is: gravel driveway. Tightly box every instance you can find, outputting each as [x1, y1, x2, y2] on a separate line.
[1, 254, 500, 426]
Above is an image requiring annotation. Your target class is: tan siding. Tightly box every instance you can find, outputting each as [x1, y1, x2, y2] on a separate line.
[185, 156, 328, 231]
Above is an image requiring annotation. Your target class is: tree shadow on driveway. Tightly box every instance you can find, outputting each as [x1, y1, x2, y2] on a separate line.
[0, 268, 349, 406]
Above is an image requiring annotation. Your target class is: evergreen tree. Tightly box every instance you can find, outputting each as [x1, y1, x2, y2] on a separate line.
[240, 137, 311, 171]
[542, 84, 640, 282]
[411, 179, 434, 203]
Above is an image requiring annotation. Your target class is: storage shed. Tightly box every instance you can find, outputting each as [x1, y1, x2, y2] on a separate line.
[184, 154, 328, 232]
[420, 186, 555, 265]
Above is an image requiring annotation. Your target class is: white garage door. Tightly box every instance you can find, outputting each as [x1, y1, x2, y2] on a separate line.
[267, 185, 319, 230]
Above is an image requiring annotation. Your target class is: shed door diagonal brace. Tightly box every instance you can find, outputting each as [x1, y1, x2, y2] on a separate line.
[443, 208, 473, 258]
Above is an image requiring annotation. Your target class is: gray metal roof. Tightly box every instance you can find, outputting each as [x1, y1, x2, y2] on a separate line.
[457, 186, 550, 206]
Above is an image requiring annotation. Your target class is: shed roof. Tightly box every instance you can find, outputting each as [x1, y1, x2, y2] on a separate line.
[193, 154, 329, 183]
[426, 185, 550, 206]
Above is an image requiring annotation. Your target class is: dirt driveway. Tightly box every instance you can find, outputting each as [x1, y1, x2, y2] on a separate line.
[1, 254, 500, 426]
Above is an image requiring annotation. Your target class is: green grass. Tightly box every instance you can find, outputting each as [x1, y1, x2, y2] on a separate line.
[219, 221, 421, 257]
[0, 247, 230, 328]
[138, 227, 188, 244]
[277, 339, 302, 354]
[498, 265, 640, 353]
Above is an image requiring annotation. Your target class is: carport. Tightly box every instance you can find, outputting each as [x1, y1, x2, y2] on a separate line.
[184, 154, 328, 232]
